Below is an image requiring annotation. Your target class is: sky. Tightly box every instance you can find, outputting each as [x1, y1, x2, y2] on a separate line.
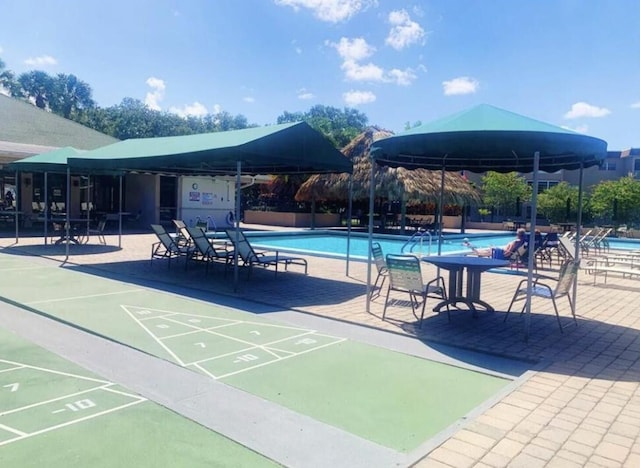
[1, 0, 639, 150]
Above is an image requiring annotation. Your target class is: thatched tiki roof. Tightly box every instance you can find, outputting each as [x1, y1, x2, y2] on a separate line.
[295, 127, 481, 206]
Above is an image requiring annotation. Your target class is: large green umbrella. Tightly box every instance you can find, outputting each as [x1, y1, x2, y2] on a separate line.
[368, 104, 607, 339]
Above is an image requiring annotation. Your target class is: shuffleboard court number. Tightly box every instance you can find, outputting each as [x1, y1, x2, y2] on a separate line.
[52, 399, 96, 414]
[135, 310, 152, 315]
[156, 324, 170, 329]
[3, 383, 19, 392]
[233, 354, 259, 363]
[194, 342, 206, 348]
[295, 338, 317, 345]
[249, 331, 260, 336]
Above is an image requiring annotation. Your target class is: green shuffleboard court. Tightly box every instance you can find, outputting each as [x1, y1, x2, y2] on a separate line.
[0, 253, 513, 453]
[0, 326, 278, 467]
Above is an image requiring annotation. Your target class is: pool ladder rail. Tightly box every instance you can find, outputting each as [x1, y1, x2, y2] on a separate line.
[401, 229, 432, 256]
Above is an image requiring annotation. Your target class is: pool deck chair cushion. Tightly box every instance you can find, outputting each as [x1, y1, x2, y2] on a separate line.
[150, 224, 194, 267]
[185, 225, 233, 273]
[383, 254, 447, 328]
[225, 229, 308, 276]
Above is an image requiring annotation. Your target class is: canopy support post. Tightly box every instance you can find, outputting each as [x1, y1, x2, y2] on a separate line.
[524, 151, 540, 341]
[44, 172, 48, 245]
[65, 167, 70, 262]
[233, 161, 242, 293]
[346, 173, 353, 277]
[118, 174, 123, 248]
[14, 170, 19, 243]
[572, 161, 585, 316]
[365, 157, 376, 313]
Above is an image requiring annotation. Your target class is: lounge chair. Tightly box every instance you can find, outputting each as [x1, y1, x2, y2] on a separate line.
[224, 229, 308, 276]
[172, 219, 190, 246]
[382, 254, 447, 328]
[150, 224, 194, 267]
[185, 226, 233, 273]
[504, 259, 580, 332]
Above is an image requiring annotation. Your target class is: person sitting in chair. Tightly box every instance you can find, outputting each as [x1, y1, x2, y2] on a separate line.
[464, 228, 526, 259]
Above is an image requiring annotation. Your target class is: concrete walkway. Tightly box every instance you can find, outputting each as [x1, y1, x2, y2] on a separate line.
[1, 228, 640, 467]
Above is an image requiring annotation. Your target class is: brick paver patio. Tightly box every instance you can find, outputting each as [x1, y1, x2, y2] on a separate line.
[1, 228, 639, 467]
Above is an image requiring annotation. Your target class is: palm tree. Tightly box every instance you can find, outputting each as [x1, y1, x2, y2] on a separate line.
[17, 70, 54, 109]
[50, 73, 96, 118]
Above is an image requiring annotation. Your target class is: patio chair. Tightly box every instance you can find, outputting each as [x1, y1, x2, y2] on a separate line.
[370, 242, 389, 299]
[504, 259, 580, 332]
[224, 229, 308, 277]
[86, 219, 107, 245]
[382, 254, 447, 328]
[150, 224, 194, 268]
[185, 226, 233, 273]
[172, 219, 190, 246]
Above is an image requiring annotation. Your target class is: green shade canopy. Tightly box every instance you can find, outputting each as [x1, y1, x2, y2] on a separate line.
[8, 146, 85, 173]
[371, 104, 607, 173]
[67, 121, 352, 175]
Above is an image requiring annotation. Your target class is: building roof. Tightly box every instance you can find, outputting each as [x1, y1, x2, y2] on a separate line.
[0, 94, 117, 165]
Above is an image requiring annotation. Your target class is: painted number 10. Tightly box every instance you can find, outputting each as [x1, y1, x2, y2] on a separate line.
[65, 399, 96, 412]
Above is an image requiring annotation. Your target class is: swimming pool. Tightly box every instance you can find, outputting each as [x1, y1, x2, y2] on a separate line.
[242, 230, 640, 260]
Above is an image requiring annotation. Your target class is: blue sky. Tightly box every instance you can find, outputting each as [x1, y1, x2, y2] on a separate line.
[1, 0, 638, 150]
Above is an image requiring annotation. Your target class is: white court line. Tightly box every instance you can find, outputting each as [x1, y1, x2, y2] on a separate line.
[101, 387, 146, 400]
[192, 362, 218, 380]
[121, 305, 242, 325]
[0, 399, 146, 447]
[26, 289, 145, 305]
[0, 384, 110, 416]
[184, 331, 316, 366]
[0, 365, 25, 374]
[159, 328, 202, 340]
[216, 338, 347, 380]
[0, 359, 111, 384]
[0, 423, 27, 437]
[122, 307, 186, 366]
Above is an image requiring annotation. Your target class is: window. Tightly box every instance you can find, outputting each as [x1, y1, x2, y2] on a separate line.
[527, 180, 559, 193]
[600, 161, 617, 171]
[634, 159, 640, 171]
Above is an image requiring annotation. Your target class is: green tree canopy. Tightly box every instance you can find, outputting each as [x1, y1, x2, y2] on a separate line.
[17, 70, 54, 109]
[537, 182, 581, 223]
[50, 73, 96, 118]
[589, 176, 640, 224]
[277, 104, 368, 148]
[481, 171, 531, 216]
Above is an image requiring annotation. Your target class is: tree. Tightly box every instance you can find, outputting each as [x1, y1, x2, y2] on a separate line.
[481, 171, 531, 217]
[589, 176, 640, 224]
[0, 59, 18, 95]
[277, 104, 368, 148]
[17, 70, 55, 109]
[50, 73, 96, 118]
[537, 182, 581, 223]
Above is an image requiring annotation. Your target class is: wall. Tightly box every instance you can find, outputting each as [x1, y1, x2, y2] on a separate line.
[179, 176, 236, 229]
[244, 210, 340, 227]
[125, 173, 157, 225]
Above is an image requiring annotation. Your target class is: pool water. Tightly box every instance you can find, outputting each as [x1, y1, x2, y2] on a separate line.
[244, 231, 640, 260]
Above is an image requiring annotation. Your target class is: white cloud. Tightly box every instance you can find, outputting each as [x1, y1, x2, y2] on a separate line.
[330, 37, 375, 62]
[387, 68, 416, 86]
[211, 104, 222, 114]
[297, 88, 315, 100]
[563, 102, 611, 119]
[145, 77, 166, 110]
[385, 9, 425, 50]
[169, 101, 208, 117]
[343, 89, 376, 105]
[341, 60, 384, 82]
[442, 76, 479, 95]
[24, 55, 57, 67]
[243, 96, 255, 103]
[274, 0, 375, 23]
[630, 101, 640, 109]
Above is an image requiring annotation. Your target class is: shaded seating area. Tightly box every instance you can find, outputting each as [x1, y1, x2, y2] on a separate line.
[383, 254, 447, 328]
[85, 219, 107, 245]
[225, 229, 308, 277]
[504, 259, 579, 332]
[150, 224, 195, 267]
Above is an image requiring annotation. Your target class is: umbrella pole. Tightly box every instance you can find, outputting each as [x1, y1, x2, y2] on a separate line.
[524, 151, 540, 341]
[346, 173, 353, 277]
[572, 161, 585, 315]
[118, 174, 123, 248]
[365, 159, 376, 313]
[437, 167, 446, 255]
[14, 170, 19, 244]
[65, 167, 70, 262]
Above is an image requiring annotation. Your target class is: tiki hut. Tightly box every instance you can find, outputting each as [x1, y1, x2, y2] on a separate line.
[295, 127, 481, 230]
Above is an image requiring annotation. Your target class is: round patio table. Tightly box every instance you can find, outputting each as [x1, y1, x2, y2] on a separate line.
[422, 255, 510, 316]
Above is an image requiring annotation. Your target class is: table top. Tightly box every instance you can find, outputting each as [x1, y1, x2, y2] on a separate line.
[423, 255, 510, 270]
